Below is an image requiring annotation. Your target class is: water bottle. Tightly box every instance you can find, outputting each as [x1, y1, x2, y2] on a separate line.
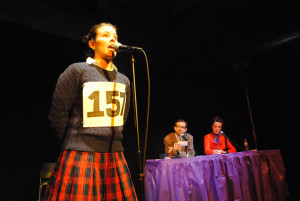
[244, 139, 249, 151]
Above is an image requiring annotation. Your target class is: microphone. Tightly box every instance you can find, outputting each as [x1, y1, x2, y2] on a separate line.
[220, 131, 228, 153]
[114, 42, 143, 53]
[181, 134, 187, 141]
[220, 131, 229, 138]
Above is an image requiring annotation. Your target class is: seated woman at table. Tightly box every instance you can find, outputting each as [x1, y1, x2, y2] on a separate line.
[204, 115, 237, 155]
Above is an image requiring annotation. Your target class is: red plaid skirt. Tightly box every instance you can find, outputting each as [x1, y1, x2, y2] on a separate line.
[43, 150, 138, 201]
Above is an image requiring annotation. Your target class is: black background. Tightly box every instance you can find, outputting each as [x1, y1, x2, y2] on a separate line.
[1, 0, 299, 200]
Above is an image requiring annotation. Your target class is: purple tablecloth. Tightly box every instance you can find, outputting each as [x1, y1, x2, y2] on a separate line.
[145, 149, 289, 201]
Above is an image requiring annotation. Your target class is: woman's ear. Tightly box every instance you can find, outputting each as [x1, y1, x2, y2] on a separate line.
[88, 40, 95, 50]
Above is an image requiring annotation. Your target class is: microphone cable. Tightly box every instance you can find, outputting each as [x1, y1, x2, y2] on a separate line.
[141, 49, 150, 170]
[129, 48, 150, 201]
[127, 47, 150, 170]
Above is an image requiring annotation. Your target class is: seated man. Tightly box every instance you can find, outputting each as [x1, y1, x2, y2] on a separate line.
[164, 119, 195, 157]
[204, 115, 237, 155]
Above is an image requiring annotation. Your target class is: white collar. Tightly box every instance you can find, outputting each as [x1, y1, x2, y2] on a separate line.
[86, 57, 118, 72]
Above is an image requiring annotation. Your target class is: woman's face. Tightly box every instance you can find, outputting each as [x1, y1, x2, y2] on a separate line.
[89, 25, 118, 61]
[212, 121, 223, 135]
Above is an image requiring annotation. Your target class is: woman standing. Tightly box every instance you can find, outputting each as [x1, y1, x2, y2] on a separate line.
[44, 22, 138, 201]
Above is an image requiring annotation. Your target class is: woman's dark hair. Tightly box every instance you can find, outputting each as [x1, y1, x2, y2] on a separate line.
[82, 22, 117, 58]
[212, 115, 224, 125]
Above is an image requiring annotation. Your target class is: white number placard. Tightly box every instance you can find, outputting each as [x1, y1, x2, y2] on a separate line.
[178, 141, 188, 146]
[82, 82, 126, 127]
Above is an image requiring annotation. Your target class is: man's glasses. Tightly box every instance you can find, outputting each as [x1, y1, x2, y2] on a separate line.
[175, 126, 186, 129]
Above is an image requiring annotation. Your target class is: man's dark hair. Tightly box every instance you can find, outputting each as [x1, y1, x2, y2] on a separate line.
[174, 119, 187, 127]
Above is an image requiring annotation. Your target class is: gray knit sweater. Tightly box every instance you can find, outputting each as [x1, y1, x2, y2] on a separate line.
[48, 62, 130, 152]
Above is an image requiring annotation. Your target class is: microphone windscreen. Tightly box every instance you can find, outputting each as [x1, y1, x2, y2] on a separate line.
[114, 42, 122, 51]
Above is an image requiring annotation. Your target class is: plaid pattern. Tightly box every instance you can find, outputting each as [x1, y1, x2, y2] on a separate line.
[43, 150, 138, 201]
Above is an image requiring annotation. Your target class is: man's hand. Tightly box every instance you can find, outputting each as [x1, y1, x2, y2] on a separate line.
[167, 143, 180, 154]
[167, 147, 173, 153]
[173, 143, 180, 150]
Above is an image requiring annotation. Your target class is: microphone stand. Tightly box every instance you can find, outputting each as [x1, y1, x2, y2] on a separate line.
[225, 137, 228, 153]
[130, 55, 145, 201]
[222, 132, 228, 153]
[181, 134, 188, 157]
[243, 79, 259, 150]
[185, 141, 188, 157]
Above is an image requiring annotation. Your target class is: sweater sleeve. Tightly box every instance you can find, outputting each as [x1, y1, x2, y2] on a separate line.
[48, 64, 79, 139]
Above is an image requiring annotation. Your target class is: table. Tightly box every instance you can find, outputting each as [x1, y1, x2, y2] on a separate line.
[145, 150, 289, 201]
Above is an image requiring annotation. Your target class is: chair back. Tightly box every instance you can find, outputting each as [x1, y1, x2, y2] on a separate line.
[39, 162, 56, 201]
[40, 162, 56, 178]
[159, 153, 167, 159]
